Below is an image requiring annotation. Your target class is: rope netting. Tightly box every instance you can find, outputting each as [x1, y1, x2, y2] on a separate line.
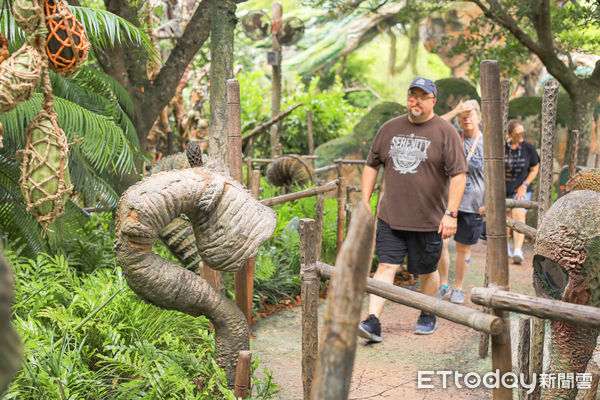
[44, 0, 88, 75]
[0, 43, 42, 113]
[18, 73, 73, 226]
[12, 0, 43, 34]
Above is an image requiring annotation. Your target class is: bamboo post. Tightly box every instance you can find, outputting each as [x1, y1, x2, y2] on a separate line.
[310, 202, 374, 400]
[567, 129, 579, 180]
[245, 157, 253, 188]
[229, 80, 251, 326]
[595, 153, 600, 168]
[518, 316, 531, 400]
[307, 109, 314, 159]
[269, 2, 282, 159]
[471, 287, 600, 328]
[315, 193, 325, 261]
[480, 60, 512, 400]
[479, 78, 512, 359]
[300, 218, 319, 400]
[336, 175, 346, 255]
[260, 180, 338, 207]
[317, 263, 502, 334]
[243, 169, 262, 327]
[233, 350, 252, 399]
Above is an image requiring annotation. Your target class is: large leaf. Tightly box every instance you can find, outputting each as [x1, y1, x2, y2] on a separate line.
[0, 94, 138, 173]
[1, 5, 158, 61]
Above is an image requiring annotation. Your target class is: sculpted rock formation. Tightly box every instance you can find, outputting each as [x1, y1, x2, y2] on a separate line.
[533, 190, 600, 400]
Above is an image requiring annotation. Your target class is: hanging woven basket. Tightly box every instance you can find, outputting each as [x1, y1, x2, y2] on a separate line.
[0, 43, 43, 113]
[12, 0, 43, 34]
[44, 0, 89, 76]
[19, 106, 72, 225]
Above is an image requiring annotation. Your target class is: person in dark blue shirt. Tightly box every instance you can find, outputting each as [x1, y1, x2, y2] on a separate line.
[505, 120, 539, 264]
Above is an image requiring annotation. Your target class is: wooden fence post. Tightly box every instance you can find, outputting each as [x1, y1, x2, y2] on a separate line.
[530, 79, 560, 400]
[307, 109, 314, 160]
[310, 202, 374, 400]
[234, 350, 252, 399]
[300, 218, 319, 400]
[315, 193, 325, 261]
[518, 316, 531, 400]
[480, 78, 512, 359]
[567, 129, 579, 180]
[480, 60, 512, 400]
[245, 157, 253, 188]
[228, 79, 251, 326]
[336, 166, 346, 255]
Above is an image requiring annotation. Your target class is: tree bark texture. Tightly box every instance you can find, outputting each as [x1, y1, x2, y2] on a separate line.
[96, 1, 211, 180]
[209, 0, 237, 166]
[114, 167, 277, 386]
[0, 254, 22, 394]
[300, 218, 318, 400]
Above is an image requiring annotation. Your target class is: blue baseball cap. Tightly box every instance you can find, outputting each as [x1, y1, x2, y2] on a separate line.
[408, 78, 437, 97]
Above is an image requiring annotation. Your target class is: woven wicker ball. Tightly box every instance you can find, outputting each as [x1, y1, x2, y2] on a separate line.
[12, 0, 43, 34]
[44, 0, 89, 75]
[0, 43, 43, 113]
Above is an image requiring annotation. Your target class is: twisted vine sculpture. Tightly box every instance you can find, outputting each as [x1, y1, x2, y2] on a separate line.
[115, 166, 277, 386]
[266, 154, 314, 187]
[0, 253, 22, 394]
[533, 190, 600, 400]
[565, 169, 600, 194]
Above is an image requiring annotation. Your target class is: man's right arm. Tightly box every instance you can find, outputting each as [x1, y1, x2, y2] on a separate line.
[361, 164, 380, 213]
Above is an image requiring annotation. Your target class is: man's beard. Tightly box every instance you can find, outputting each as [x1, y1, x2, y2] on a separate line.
[408, 107, 427, 123]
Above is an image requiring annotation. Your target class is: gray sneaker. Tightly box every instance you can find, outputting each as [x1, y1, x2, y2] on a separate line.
[437, 285, 451, 299]
[450, 289, 464, 304]
[512, 248, 524, 264]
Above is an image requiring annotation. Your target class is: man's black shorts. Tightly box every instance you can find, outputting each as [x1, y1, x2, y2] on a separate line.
[375, 219, 443, 275]
[454, 211, 485, 245]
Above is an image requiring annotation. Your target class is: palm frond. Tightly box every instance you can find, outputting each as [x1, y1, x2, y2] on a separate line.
[69, 147, 121, 210]
[70, 66, 136, 119]
[0, 94, 138, 173]
[0, 153, 46, 257]
[70, 6, 159, 62]
[1, 6, 158, 61]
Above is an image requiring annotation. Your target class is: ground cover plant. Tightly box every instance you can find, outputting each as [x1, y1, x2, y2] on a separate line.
[2, 214, 278, 400]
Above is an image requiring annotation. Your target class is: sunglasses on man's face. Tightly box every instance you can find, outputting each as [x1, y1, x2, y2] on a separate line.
[407, 92, 435, 102]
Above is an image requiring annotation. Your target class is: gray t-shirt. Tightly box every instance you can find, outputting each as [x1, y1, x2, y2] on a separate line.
[459, 134, 485, 213]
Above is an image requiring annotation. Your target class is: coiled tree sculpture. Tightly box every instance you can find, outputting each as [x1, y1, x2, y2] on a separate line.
[114, 164, 277, 386]
[0, 253, 22, 394]
[533, 190, 600, 400]
[266, 154, 314, 187]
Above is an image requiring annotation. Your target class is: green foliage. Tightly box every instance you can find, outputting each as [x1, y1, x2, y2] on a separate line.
[239, 71, 366, 157]
[3, 214, 279, 400]
[441, 1, 600, 82]
[250, 178, 339, 312]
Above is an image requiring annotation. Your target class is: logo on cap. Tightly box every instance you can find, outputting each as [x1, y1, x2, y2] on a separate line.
[416, 78, 425, 85]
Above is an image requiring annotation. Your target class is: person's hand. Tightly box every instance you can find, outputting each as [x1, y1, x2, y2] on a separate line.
[362, 198, 372, 215]
[478, 206, 486, 221]
[438, 214, 457, 239]
[454, 100, 471, 115]
[514, 184, 527, 200]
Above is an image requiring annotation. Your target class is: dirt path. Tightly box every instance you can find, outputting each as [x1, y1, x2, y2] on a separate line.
[250, 240, 538, 399]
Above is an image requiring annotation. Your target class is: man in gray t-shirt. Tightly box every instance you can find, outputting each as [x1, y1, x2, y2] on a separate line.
[437, 100, 485, 304]
[358, 78, 467, 340]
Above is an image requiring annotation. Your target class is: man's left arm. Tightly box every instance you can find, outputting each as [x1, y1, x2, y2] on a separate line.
[438, 172, 466, 239]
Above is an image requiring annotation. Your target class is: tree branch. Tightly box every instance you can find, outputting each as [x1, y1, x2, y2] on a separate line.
[149, 0, 210, 111]
[466, 0, 577, 91]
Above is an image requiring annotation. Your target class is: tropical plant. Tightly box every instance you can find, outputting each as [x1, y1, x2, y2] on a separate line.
[0, 5, 155, 256]
[3, 213, 280, 399]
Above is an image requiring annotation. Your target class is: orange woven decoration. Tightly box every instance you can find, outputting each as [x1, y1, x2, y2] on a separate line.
[44, 0, 89, 75]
